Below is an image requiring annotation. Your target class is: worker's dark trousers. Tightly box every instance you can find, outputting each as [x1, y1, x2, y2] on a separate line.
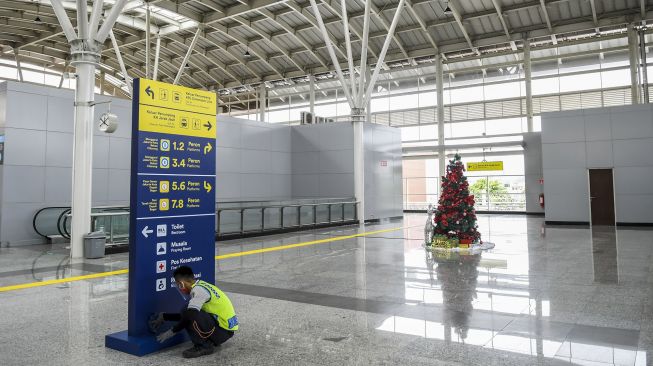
[186, 310, 234, 348]
[165, 310, 234, 348]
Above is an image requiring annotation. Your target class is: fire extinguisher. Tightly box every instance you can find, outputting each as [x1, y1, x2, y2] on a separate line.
[539, 193, 545, 208]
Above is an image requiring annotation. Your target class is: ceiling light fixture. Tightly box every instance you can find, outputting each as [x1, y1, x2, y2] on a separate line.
[244, 48, 251, 58]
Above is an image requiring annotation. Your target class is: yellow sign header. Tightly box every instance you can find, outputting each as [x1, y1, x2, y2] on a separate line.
[467, 161, 504, 171]
[138, 105, 216, 139]
[138, 79, 216, 116]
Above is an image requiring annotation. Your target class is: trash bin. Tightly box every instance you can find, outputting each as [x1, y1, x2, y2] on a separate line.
[84, 231, 106, 259]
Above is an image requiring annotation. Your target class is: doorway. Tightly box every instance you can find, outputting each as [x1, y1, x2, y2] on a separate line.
[589, 169, 615, 226]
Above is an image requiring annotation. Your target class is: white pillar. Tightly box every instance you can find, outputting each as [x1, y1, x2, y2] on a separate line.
[145, 4, 151, 79]
[639, 28, 649, 103]
[524, 38, 533, 132]
[258, 84, 266, 122]
[436, 54, 446, 179]
[629, 24, 640, 104]
[352, 107, 365, 222]
[70, 40, 101, 258]
[309, 74, 315, 121]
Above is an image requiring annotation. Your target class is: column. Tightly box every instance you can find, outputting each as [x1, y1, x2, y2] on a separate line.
[352, 107, 365, 222]
[436, 54, 445, 179]
[629, 24, 640, 104]
[70, 39, 102, 258]
[309, 74, 315, 122]
[258, 84, 266, 122]
[524, 38, 534, 132]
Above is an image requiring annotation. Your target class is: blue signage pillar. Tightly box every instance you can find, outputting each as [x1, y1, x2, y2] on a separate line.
[106, 79, 217, 356]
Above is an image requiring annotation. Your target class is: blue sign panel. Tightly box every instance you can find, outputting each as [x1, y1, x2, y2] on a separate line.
[106, 79, 217, 356]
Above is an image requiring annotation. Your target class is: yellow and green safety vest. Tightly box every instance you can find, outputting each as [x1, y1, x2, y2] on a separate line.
[192, 280, 239, 331]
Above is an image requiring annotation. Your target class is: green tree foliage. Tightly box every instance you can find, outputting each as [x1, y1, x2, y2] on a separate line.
[469, 179, 510, 202]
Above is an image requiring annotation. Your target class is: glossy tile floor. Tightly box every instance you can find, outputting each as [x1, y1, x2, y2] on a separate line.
[1, 214, 652, 365]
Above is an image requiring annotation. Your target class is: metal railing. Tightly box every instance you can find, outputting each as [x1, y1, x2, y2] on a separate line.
[33, 198, 359, 244]
[216, 199, 358, 237]
[403, 175, 526, 212]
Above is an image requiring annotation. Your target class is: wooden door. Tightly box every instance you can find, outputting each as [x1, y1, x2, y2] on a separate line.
[589, 169, 615, 226]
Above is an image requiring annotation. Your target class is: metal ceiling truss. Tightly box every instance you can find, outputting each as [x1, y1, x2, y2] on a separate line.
[0, 0, 651, 96]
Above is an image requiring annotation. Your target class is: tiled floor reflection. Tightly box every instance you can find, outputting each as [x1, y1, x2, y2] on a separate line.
[0, 214, 652, 365]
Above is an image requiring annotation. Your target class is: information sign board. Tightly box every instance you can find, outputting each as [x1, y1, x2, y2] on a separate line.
[106, 79, 217, 356]
[467, 161, 504, 171]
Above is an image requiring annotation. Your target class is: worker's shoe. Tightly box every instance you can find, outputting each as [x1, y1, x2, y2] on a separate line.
[182, 344, 214, 359]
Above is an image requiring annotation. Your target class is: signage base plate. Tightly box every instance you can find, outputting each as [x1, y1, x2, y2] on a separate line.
[105, 330, 189, 356]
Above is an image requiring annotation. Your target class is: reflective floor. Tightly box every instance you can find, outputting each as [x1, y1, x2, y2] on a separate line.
[1, 214, 652, 365]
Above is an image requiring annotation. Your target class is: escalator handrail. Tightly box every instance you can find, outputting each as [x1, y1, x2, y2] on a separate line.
[58, 208, 72, 239]
[32, 206, 70, 238]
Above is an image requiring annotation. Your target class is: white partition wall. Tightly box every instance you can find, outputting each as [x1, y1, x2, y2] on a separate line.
[0, 82, 403, 245]
[0, 81, 132, 246]
[541, 104, 653, 224]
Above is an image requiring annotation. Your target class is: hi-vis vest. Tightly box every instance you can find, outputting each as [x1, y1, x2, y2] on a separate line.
[192, 280, 239, 331]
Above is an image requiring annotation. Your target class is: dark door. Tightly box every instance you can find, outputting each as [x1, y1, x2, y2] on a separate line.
[589, 169, 615, 226]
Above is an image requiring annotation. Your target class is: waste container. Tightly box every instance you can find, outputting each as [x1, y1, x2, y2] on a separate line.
[84, 231, 106, 259]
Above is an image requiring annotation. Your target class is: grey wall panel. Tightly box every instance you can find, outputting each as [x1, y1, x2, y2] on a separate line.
[269, 125, 291, 152]
[292, 174, 319, 198]
[107, 169, 129, 202]
[3, 165, 45, 203]
[108, 138, 131, 170]
[613, 167, 653, 195]
[6, 92, 48, 130]
[215, 173, 241, 201]
[45, 131, 73, 167]
[93, 135, 111, 169]
[240, 173, 272, 199]
[292, 151, 319, 174]
[318, 174, 355, 198]
[541, 110, 585, 143]
[269, 152, 291, 174]
[92, 168, 109, 204]
[0, 203, 45, 245]
[363, 123, 403, 220]
[44, 166, 71, 204]
[584, 110, 612, 141]
[523, 133, 543, 213]
[615, 194, 653, 223]
[585, 140, 613, 168]
[241, 123, 271, 151]
[612, 138, 653, 167]
[240, 149, 271, 174]
[319, 149, 354, 174]
[542, 105, 653, 223]
[216, 146, 241, 173]
[5, 128, 46, 166]
[216, 118, 241, 149]
[543, 168, 589, 222]
[610, 105, 653, 139]
[542, 142, 586, 169]
[46, 96, 74, 133]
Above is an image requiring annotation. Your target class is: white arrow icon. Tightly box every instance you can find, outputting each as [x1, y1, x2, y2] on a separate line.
[142, 226, 154, 238]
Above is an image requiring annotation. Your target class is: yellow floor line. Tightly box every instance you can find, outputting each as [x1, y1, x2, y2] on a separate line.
[0, 226, 405, 293]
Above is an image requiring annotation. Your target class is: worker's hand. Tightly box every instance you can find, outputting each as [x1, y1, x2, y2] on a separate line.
[148, 313, 165, 333]
[156, 329, 175, 343]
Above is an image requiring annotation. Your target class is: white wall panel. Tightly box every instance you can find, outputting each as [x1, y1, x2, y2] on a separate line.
[5, 128, 46, 166]
[585, 140, 613, 168]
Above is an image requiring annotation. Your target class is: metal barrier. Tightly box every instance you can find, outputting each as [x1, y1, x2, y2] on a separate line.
[33, 199, 359, 244]
[216, 200, 358, 237]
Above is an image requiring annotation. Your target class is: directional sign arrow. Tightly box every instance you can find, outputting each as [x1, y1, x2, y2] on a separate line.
[145, 86, 154, 99]
[204, 142, 213, 155]
[204, 181, 212, 193]
[204, 121, 213, 131]
[142, 226, 154, 238]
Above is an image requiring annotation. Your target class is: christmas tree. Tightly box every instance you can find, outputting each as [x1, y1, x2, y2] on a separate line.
[433, 154, 481, 244]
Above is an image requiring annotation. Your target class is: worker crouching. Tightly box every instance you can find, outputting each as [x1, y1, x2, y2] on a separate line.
[149, 265, 239, 358]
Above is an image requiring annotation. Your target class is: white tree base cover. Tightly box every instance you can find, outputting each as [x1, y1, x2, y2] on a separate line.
[423, 242, 495, 254]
